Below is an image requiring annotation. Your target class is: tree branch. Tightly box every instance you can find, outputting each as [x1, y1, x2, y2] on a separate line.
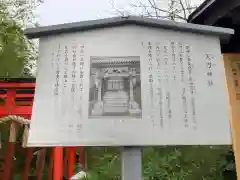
[109, 0, 125, 16]
[179, 0, 187, 20]
[147, 0, 159, 18]
[109, 0, 198, 22]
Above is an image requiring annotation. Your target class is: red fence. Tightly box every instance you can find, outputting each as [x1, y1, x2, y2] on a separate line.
[0, 79, 85, 180]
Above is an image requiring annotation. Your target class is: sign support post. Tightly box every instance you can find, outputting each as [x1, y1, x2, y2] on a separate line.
[121, 147, 142, 180]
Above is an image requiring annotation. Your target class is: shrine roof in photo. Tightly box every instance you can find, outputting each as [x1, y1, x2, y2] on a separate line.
[25, 16, 233, 43]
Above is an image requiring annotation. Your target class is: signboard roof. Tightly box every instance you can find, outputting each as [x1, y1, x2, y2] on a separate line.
[25, 16, 234, 42]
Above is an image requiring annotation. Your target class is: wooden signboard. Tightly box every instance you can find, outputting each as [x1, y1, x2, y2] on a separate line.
[223, 54, 240, 178]
[27, 24, 232, 147]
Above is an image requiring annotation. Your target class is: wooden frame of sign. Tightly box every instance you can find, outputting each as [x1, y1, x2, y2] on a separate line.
[223, 54, 240, 178]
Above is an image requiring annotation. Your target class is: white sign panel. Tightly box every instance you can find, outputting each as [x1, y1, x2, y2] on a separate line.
[28, 25, 231, 146]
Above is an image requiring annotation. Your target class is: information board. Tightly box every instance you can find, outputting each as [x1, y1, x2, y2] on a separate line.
[28, 25, 231, 146]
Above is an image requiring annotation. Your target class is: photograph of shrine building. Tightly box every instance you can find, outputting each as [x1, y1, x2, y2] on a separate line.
[88, 56, 142, 118]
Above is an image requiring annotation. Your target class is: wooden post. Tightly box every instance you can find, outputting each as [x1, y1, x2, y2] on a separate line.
[54, 147, 63, 180]
[3, 89, 16, 180]
[68, 147, 76, 179]
[3, 139, 15, 180]
[22, 148, 33, 180]
[223, 54, 240, 179]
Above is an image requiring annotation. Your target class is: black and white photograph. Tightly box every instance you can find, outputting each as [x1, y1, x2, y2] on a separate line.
[88, 56, 142, 118]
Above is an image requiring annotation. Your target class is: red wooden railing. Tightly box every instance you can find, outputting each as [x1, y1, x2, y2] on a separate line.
[0, 78, 85, 180]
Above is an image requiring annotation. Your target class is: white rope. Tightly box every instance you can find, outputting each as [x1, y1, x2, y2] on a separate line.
[0, 115, 30, 125]
[0, 115, 30, 146]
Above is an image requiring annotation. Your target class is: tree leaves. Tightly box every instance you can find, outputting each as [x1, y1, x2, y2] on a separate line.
[0, 0, 40, 77]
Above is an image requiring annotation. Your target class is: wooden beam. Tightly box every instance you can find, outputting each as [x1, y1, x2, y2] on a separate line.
[0, 83, 35, 89]
[223, 53, 240, 179]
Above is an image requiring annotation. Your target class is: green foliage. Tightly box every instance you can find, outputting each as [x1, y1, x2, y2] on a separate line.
[222, 149, 237, 179]
[0, 0, 41, 77]
[84, 146, 234, 180]
[0, 19, 28, 77]
[86, 147, 121, 180]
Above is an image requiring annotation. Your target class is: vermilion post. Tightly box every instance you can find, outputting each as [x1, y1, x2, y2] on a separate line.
[3, 142, 14, 180]
[68, 147, 76, 178]
[3, 89, 16, 180]
[54, 147, 63, 180]
[22, 148, 33, 180]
